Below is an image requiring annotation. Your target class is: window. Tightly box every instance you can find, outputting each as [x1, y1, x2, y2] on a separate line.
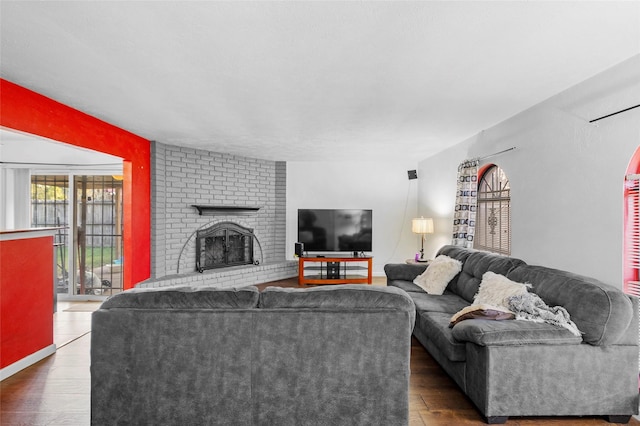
[625, 145, 640, 296]
[625, 173, 640, 297]
[475, 165, 511, 255]
[624, 148, 640, 384]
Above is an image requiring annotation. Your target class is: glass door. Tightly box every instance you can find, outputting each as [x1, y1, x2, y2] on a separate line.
[74, 175, 123, 296]
[31, 174, 123, 298]
[31, 175, 71, 297]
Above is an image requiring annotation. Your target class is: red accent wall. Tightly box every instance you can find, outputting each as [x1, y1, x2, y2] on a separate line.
[0, 79, 151, 289]
[0, 235, 54, 368]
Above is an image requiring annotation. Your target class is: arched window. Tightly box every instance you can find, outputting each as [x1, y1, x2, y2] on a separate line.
[475, 165, 511, 255]
[624, 147, 640, 296]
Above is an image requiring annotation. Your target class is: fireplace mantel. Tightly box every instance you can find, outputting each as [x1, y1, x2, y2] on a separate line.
[192, 205, 261, 216]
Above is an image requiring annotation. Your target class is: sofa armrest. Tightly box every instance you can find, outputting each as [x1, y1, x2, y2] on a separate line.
[384, 263, 428, 282]
[451, 319, 582, 346]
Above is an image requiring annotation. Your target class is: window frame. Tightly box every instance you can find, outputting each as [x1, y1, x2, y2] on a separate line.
[474, 164, 511, 255]
[625, 173, 640, 297]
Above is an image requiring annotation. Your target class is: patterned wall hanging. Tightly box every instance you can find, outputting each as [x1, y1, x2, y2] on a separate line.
[452, 159, 479, 248]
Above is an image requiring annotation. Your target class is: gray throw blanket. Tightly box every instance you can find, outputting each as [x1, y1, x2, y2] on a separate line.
[507, 292, 582, 337]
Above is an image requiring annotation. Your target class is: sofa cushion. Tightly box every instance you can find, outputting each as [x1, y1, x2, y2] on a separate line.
[451, 318, 583, 346]
[100, 285, 260, 309]
[387, 279, 426, 293]
[436, 245, 475, 265]
[413, 255, 462, 295]
[447, 250, 526, 303]
[418, 311, 467, 361]
[259, 284, 415, 317]
[507, 265, 634, 346]
[411, 291, 470, 314]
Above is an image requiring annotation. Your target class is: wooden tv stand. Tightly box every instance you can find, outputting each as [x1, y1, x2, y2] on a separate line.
[298, 256, 373, 286]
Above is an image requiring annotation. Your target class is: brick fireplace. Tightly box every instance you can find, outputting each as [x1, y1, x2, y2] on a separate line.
[141, 142, 297, 289]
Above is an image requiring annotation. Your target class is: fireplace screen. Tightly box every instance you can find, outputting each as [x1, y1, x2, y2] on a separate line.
[196, 222, 254, 272]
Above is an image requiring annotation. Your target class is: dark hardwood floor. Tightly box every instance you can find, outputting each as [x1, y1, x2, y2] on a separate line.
[2, 278, 638, 425]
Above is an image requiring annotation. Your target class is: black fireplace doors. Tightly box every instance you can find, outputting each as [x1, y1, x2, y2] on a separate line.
[196, 222, 254, 272]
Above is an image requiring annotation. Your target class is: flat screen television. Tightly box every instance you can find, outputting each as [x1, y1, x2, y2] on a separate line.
[297, 209, 373, 253]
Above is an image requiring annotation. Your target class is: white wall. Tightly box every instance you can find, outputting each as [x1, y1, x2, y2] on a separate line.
[0, 129, 123, 231]
[286, 161, 419, 275]
[417, 54, 640, 288]
[0, 168, 31, 230]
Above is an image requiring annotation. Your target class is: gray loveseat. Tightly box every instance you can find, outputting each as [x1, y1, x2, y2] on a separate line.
[385, 245, 639, 424]
[91, 284, 415, 425]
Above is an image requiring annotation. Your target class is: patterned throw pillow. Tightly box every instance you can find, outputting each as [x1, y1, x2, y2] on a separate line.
[413, 255, 462, 295]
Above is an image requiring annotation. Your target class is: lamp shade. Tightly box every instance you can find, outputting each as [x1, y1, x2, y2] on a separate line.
[412, 217, 434, 234]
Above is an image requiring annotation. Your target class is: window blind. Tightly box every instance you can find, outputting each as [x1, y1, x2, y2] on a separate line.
[626, 174, 640, 296]
[476, 166, 511, 255]
[624, 173, 640, 391]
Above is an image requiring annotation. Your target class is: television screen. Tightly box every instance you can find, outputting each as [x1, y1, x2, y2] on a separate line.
[297, 209, 372, 252]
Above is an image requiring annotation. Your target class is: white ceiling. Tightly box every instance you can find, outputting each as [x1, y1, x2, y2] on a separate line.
[1, 1, 639, 162]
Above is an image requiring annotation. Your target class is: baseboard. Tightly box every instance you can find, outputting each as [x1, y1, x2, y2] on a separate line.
[0, 344, 56, 381]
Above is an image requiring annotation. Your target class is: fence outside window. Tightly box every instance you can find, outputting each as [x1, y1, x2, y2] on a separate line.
[31, 174, 123, 296]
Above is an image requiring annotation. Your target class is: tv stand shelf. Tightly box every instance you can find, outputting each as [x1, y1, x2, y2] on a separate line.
[298, 256, 373, 286]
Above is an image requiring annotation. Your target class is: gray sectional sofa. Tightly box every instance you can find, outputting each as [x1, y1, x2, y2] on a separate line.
[385, 245, 639, 424]
[91, 284, 415, 425]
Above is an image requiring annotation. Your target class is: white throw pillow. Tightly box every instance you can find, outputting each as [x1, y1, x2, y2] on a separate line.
[413, 255, 462, 295]
[473, 271, 530, 310]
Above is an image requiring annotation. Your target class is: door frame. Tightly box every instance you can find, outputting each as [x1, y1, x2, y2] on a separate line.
[1, 79, 151, 289]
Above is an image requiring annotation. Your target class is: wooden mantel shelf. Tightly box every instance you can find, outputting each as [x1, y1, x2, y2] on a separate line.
[192, 205, 261, 216]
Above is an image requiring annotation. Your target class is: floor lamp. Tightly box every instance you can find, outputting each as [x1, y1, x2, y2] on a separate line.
[412, 217, 434, 261]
